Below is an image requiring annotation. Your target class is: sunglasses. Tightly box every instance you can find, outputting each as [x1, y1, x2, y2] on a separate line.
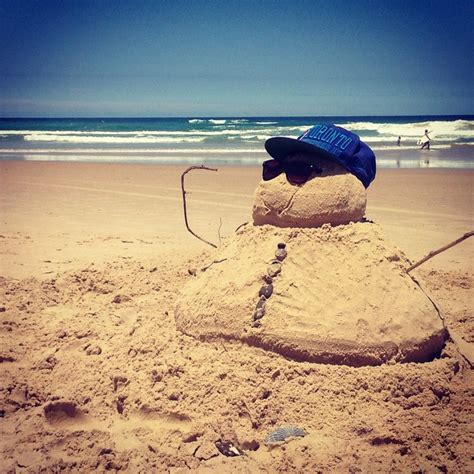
[262, 159, 322, 184]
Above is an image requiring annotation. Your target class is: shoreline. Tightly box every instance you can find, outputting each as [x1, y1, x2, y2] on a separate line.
[0, 144, 473, 169]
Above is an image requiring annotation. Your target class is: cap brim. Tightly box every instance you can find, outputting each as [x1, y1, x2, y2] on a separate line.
[265, 136, 333, 162]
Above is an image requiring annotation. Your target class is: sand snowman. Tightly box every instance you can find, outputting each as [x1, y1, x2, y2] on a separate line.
[175, 124, 447, 366]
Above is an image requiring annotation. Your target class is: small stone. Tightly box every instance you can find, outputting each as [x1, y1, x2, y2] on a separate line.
[252, 297, 266, 321]
[259, 283, 273, 299]
[277, 242, 286, 249]
[275, 248, 287, 261]
[263, 275, 273, 284]
[267, 261, 282, 277]
[215, 440, 242, 457]
[251, 320, 262, 328]
[256, 296, 266, 310]
[253, 307, 265, 321]
[0, 307, 6, 312]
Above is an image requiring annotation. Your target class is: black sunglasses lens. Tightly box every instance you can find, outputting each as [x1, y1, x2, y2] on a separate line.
[284, 162, 313, 184]
[262, 160, 283, 181]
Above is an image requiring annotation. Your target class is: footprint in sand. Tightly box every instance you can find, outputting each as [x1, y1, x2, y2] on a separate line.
[138, 405, 192, 428]
[44, 400, 102, 433]
[44, 400, 195, 453]
[44, 400, 79, 424]
[87, 406, 195, 452]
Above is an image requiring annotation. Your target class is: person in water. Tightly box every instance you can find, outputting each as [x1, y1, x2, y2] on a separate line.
[421, 129, 431, 150]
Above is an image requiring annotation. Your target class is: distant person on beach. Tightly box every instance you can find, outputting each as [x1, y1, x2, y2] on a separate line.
[420, 129, 431, 150]
[397, 136, 401, 146]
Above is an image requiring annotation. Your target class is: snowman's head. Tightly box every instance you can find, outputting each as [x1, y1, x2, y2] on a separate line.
[252, 125, 376, 228]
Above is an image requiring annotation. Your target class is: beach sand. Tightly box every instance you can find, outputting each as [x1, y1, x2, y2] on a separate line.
[0, 161, 473, 472]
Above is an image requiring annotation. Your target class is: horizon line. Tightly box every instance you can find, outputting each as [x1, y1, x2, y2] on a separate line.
[1, 113, 473, 120]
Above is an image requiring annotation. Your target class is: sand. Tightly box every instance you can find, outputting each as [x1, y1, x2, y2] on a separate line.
[252, 169, 366, 227]
[0, 161, 473, 472]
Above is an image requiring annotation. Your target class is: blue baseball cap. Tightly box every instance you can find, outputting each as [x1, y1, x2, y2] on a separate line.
[265, 124, 376, 188]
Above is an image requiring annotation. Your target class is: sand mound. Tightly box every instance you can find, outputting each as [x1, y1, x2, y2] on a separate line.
[1, 256, 471, 472]
[175, 223, 447, 366]
[252, 171, 366, 227]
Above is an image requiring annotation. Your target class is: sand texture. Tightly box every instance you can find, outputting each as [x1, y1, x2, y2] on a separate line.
[0, 162, 473, 472]
[175, 222, 447, 366]
[253, 172, 366, 227]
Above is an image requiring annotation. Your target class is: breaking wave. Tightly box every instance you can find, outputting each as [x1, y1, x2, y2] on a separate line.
[23, 134, 207, 144]
[339, 119, 474, 139]
[1, 116, 472, 168]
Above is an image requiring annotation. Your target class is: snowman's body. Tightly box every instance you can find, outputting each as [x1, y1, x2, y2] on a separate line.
[175, 159, 447, 366]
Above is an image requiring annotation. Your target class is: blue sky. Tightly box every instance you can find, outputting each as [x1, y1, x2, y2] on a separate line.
[0, 0, 472, 117]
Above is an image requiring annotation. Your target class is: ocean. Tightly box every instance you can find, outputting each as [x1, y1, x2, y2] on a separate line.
[0, 115, 473, 169]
